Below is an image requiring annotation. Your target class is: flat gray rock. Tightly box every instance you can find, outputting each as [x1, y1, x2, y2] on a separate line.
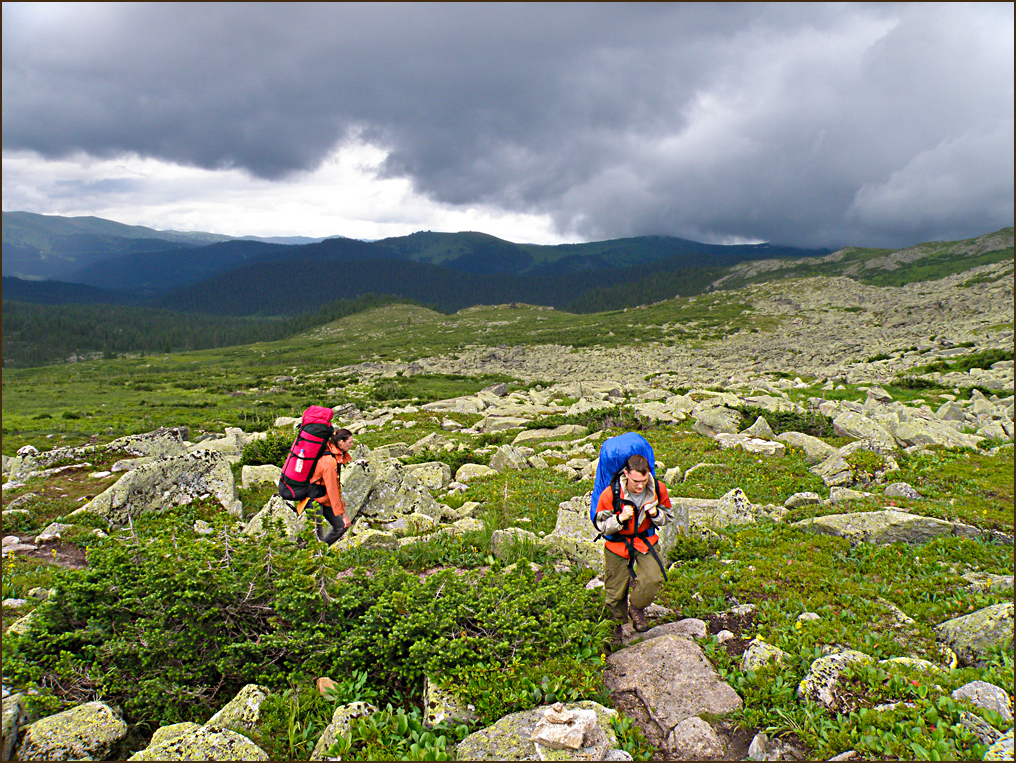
[793, 509, 978, 545]
[605, 634, 742, 737]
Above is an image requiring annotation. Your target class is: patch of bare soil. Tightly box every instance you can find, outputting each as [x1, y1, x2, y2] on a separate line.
[706, 609, 757, 658]
[22, 541, 88, 569]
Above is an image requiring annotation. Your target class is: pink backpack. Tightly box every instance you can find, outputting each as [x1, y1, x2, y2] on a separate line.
[278, 405, 334, 502]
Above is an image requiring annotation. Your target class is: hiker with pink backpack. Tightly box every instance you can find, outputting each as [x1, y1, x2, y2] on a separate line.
[278, 405, 355, 545]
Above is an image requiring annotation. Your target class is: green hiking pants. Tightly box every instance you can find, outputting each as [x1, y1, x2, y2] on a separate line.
[604, 546, 664, 621]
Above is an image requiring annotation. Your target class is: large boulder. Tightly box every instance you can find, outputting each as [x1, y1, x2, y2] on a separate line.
[357, 460, 443, 522]
[107, 428, 189, 460]
[456, 700, 621, 761]
[128, 724, 269, 761]
[893, 418, 984, 450]
[545, 495, 603, 570]
[403, 462, 452, 491]
[793, 510, 980, 545]
[187, 428, 255, 464]
[935, 602, 1014, 667]
[512, 425, 588, 446]
[831, 411, 897, 451]
[78, 450, 241, 525]
[604, 635, 742, 742]
[490, 445, 530, 472]
[2, 693, 27, 761]
[691, 407, 741, 438]
[16, 702, 127, 762]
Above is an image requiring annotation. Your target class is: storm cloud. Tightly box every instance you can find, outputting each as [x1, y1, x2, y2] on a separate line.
[3, 3, 1012, 247]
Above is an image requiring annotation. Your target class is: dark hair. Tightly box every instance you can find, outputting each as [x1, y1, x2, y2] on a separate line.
[625, 454, 650, 474]
[329, 429, 353, 445]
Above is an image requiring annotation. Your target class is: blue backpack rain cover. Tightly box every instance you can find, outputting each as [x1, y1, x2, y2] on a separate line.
[589, 432, 656, 523]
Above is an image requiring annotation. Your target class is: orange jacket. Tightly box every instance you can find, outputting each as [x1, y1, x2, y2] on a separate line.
[311, 451, 352, 515]
[595, 478, 672, 559]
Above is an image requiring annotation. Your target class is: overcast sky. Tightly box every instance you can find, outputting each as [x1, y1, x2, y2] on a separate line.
[3, 3, 1013, 248]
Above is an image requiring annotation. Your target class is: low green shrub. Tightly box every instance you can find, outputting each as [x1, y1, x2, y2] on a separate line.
[736, 404, 835, 438]
[239, 428, 292, 467]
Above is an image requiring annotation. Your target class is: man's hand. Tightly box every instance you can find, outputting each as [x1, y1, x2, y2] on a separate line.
[617, 505, 634, 523]
[646, 506, 659, 518]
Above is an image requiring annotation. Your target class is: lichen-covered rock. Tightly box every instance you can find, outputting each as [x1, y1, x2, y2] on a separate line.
[792, 509, 978, 545]
[455, 463, 498, 483]
[186, 428, 252, 464]
[951, 681, 1013, 723]
[2, 693, 27, 761]
[456, 701, 619, 761]
[784, 491, 822, 508]
[404, 462, 453, 491]
[884, 482, 921, 499]
[128, 724, 269, 761]
[832, 411, 897, 451]
[107, 428, 189, 460]
[243, 496, 306, 538]
[776, 432, 837, 464]
[5, 609, 38, 637]
[357, 460, 442, 521]
[334, 528, 398, 552]
[310, 701, 378, 761]
[490, 445, 530, 472]
[605, 635, 742, 735]
[715, 488, 755, 525]
[240, 465, 282, 490]
[740, 416, 776, 440]
[983, 728, 1014, 761]
[205, 684, 269, 734]
[17, 701, 127, 761]
[810, 453, 854, 487]
[798, 650, 874, 710]
[935, 603, 1015, 667]
[625, 618, 707, 645]
[80, 450, 241, 525]
[741, 638, 790, 672]
[512, 426, 588, 446]
[424, 676, 477, 728]
[666, 716, 724, 758]
[691, 406, 741, 438]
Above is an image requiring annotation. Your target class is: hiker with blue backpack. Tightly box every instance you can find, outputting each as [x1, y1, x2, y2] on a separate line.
[591, 432, 674, 638]
[278, 405, 355, 545]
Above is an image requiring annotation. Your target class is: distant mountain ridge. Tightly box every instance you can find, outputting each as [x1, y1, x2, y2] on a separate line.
[0, 211, 335, 281]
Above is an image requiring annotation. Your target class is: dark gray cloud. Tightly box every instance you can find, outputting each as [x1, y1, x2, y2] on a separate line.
[3, 3, 1012, 248]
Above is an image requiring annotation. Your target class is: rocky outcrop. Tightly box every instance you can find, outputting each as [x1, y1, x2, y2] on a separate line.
[243, 496, 307, 537]
[78, 450, 242, 525]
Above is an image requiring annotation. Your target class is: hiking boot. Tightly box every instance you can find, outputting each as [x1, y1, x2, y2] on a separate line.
[629, 605, 649, 633]
[321, 524, 348, 546]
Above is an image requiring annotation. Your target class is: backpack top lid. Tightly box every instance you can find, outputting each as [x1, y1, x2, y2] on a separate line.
[590, 431, 655, 519]
[302, 405, 334, 426]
